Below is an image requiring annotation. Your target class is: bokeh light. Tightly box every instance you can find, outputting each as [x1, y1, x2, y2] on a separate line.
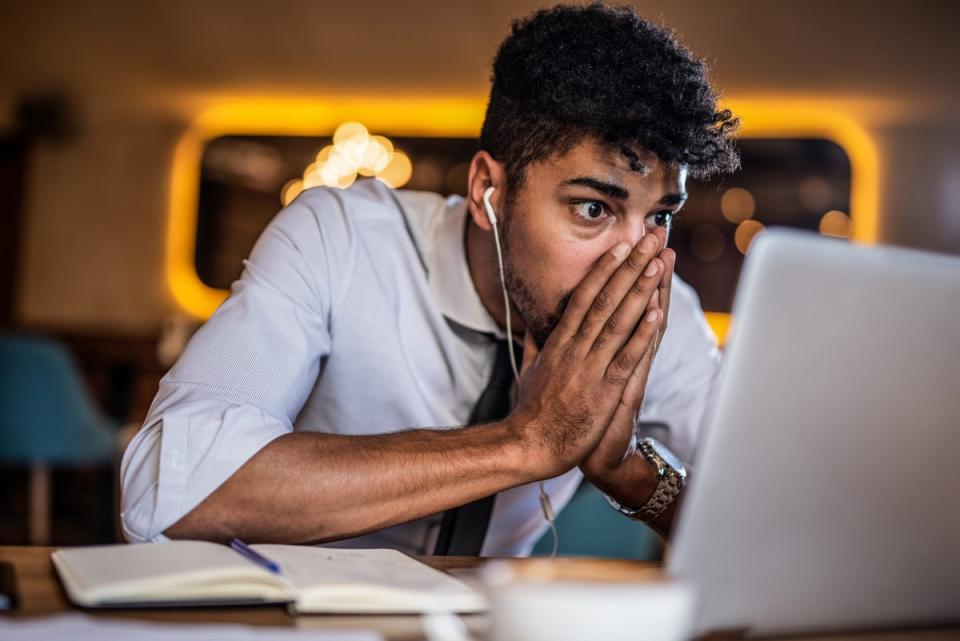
[302, 161, 324, 189]
[280, 123, 411, 199]
[357, 135, 392, 176]
[280, 178, 304, 206]
[735, 219, 766, 254]
[819, 209, 851, 238]
[445, 161, 470, 195]
[411, 157, 444, 190]
[320, 147, 357, 181]
[376, 150, 413, 188]
[690, 223, 726, 261]
[798, 176, 834, 212]
[720, 187, 756, 223]
[332, 121, 370, 162]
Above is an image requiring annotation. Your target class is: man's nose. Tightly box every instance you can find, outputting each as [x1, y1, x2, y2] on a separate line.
[615, 223, 668, 252]
[619, 218, 650, 248]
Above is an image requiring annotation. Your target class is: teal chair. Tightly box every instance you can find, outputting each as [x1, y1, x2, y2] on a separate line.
[0, 335, 116, 544]
[531, 477, 662, 560]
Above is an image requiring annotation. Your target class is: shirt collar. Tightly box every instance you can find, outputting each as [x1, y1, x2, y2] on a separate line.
[427, 196, 506, 338]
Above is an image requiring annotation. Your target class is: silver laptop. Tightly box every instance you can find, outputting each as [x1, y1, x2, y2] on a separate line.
[667, 229, 960, 636]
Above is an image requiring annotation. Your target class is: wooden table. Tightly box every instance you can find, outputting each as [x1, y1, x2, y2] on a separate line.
[2, 546, 958, 641]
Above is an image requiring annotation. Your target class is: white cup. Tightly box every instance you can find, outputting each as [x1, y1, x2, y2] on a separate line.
[488, 580, 695, 641]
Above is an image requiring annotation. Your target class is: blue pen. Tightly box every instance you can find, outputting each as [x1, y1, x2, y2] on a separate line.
[230, 539, 282, 575]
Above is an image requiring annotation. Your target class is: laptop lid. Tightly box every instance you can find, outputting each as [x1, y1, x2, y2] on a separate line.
[667, 229, 960, 636]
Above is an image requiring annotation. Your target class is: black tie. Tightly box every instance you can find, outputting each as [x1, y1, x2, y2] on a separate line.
[434, 339, 519, 555]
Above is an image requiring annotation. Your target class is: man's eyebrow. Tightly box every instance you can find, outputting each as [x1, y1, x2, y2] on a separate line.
[658, 192, 688, 207]
[560, 177, 630, 200]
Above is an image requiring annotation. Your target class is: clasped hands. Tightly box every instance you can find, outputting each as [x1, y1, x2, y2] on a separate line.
[510, 227, 675, 509]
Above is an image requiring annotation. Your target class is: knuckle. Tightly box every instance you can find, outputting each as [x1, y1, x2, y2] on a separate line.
[624, 254, 643, 272]
[604, 369, 629, 387]
[569, 289, 590, 311]
[603, 314, 620, 334]
[577, 316, 596, 337]
[630, 279, 649, 296]
[592, 333, 607, 350]
[594, 288, 613, 310]
[613, 349, 634, 372]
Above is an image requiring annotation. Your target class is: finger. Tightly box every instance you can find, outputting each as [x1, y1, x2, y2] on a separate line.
[588, 254, 664, 359]
[619, 326, 659, 414]
[520, 329, 540, 378]
[602, 306, 662, 390]
[576, 231, 665, 350]
[658, 248, 674, 319]
[551, 241, 633, 342]
[588, 316, 660, 471]
[655, 248, 675, 352]
[635, 289, 661, 344]
[585, 397, 638, 471]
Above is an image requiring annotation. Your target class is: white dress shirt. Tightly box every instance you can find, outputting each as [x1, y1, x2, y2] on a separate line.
[120, 178, 722, 555]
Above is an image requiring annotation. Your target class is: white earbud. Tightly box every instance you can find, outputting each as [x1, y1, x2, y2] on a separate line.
[482, 186, 498, 227]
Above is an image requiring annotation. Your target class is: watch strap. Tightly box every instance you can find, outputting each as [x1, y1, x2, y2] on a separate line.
[636, 470, 682, 521]
[604, 439, 684, 523]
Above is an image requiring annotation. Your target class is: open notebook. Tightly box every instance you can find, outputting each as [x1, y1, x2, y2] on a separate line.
[52, 542, 487, 614]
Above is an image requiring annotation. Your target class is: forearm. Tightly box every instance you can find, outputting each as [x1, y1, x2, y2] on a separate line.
[165, 419, 535, 544]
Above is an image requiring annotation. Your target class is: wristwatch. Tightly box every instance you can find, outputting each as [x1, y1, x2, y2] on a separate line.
[604, 437, 687, 523]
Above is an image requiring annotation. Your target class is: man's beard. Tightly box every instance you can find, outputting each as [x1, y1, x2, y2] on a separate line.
[500, 212, 572, 350]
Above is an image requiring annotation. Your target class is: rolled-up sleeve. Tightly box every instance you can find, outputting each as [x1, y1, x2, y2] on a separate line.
[121, 189, 347, 542]
[638, 276, 723, 466]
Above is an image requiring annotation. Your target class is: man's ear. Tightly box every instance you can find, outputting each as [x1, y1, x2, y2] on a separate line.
[466, 150, 507, 232]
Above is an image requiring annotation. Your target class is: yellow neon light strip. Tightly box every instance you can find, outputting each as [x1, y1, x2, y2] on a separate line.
[167, 97, 487, 320]
[726, 99, 880, 245]
[167, 96, 880, 346]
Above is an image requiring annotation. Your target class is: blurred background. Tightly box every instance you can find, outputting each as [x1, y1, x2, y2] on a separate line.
[1, 0, 958, 552]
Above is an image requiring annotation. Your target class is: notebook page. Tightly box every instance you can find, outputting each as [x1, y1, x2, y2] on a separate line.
[250, 546, 472, 592]
[53, 541, 288, 604]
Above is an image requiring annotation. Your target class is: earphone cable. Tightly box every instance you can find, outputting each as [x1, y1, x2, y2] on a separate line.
[489, 207, 559, 559]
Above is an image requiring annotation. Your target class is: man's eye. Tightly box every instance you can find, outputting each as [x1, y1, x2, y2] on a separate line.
[645, 211, 679, 228]
[572, 201, 608, 221]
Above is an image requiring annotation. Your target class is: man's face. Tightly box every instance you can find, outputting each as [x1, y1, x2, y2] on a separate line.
[500, 138, 687, 348]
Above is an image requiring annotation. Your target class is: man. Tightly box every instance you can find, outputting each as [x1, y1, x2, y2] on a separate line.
[121, 4, 739, 555]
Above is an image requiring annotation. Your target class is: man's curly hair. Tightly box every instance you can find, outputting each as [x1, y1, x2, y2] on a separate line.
[480, 3, 740, 193]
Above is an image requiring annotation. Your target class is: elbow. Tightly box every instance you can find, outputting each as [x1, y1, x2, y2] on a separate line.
[162, 506, 223, 543]
[160, 467, 281, 544]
